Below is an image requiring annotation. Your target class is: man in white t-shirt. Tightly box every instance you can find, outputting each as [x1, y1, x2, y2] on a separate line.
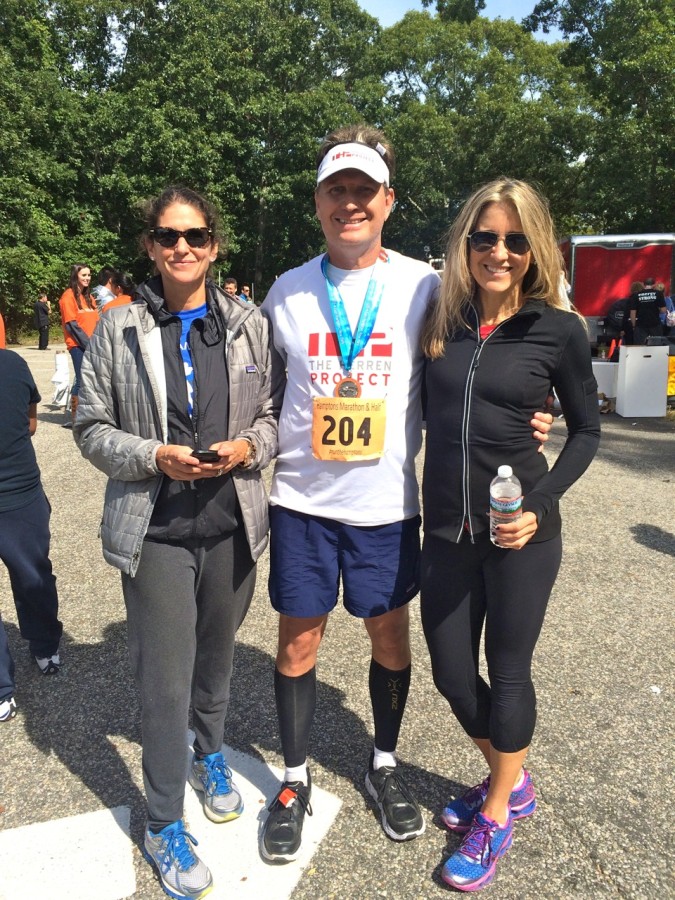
[259, 125, 438, 861]
[260, 126, 551, 862]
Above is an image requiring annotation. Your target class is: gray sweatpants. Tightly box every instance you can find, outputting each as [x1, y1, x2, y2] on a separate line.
[122, 524, 256, 829]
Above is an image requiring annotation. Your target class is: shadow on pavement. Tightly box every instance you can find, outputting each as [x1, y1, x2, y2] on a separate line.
[6, 620, 145, 834]
[227, 642, 466, 827]
[630, 524, 675, 556]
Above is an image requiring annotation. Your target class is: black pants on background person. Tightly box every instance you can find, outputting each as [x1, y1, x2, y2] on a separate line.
[0, 490, 63, 660]
[38, 326, 49, 350]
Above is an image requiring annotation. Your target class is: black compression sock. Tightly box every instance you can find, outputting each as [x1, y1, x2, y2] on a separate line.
[369, 659, 411, 753]
[274, 666, 317, 768]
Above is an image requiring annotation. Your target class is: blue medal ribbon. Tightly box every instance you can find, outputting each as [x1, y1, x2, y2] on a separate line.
[321, 254, 388, 374]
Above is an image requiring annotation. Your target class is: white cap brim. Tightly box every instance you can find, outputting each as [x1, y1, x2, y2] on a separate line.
[316, 142, 390, 187]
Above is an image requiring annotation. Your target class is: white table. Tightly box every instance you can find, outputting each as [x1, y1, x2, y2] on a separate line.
[592, 359, 619, 398]
[616, 345, 669, 417]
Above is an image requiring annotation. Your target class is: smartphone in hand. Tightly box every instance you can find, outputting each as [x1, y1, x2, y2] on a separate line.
[192, 449, 221, 462]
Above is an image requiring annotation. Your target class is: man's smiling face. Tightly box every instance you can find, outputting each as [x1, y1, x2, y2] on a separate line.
[315, 170, 395, 269]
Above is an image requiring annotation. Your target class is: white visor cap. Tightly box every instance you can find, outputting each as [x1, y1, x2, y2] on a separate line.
[316, 142, 390, 187]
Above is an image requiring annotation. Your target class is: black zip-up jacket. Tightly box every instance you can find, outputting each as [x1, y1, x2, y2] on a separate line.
[141, 276, 237, 541]
[423, 299, 600, 544]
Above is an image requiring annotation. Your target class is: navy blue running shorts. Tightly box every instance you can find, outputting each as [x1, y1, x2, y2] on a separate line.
[268, 505, 421, 619]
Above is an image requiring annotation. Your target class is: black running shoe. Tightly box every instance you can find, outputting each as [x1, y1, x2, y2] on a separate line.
[261, 771, 312, 863]
[365, 754, 425, 841]
[35, 653, 61, 675]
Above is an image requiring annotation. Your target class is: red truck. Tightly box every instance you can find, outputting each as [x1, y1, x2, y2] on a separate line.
[559, 233, 675, 343]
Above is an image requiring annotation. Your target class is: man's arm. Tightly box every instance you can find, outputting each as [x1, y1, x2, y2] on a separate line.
[28, 403, 38, 436]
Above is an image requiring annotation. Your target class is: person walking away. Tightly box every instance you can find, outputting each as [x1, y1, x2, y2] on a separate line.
[629, 277, 667, 345]
[104, 271, 136, 311]
[420, 178, 600, 891]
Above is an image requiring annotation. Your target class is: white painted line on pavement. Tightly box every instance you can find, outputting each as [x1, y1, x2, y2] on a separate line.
[0, 741, 342, 900]
[0, 806, 134, 900]
[184, 738, 343, 898]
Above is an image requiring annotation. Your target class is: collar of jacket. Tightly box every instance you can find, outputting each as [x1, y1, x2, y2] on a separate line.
[467, 296, 547, 332]
[136, 276, 253, 343]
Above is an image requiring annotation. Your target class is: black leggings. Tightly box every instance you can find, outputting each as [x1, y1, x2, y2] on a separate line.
[421, 531, 562, 753]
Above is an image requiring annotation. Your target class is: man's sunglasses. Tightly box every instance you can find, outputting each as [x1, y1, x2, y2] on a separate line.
[150, 227, 213, 248]
[468, 231, 531, 255]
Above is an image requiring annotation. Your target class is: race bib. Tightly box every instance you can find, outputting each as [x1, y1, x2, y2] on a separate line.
[311, 397, 386, 462]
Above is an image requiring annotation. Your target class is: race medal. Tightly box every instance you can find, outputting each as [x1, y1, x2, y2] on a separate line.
[312, 397, 387, 462]
[334, 376, 361, 398]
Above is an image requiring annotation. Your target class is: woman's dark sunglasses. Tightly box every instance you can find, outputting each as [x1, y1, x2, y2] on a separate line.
[468, 231, 530, 255]
[150, 227, 213, 248]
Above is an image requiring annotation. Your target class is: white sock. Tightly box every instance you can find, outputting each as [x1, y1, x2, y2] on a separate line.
[284, 763, 308, 785]
[512, 768, 525, 790]
[372, 747, 397, 770]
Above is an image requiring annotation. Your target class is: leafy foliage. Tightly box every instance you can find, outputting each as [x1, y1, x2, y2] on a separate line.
[0, 0, 672, 335]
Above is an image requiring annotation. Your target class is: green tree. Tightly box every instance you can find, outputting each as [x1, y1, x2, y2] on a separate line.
[0, 1, 119, 337]
[89, 0, 381, 293]
[366, 12, 592, 258]
[525, 0, 675, 231]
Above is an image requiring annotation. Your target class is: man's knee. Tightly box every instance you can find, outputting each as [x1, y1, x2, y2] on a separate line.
[276, 614, 327, 675]
[365, 606, 411, 668]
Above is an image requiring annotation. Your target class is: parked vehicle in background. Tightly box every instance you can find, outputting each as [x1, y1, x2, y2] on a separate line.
[559, 234, 675, 345]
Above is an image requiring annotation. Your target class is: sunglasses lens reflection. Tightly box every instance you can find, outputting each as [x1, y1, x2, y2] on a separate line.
[152, 227, 212, 248]
[469, 232, 530, 254]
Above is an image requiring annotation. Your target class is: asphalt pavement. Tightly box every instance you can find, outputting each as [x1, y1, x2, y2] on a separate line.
[0, 342, 673, 899]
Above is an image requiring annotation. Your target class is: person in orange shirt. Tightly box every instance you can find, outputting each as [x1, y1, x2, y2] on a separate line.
[103, 271, 136, 311]
[0, 312, 5, 349]
[59, 264, 99, 423]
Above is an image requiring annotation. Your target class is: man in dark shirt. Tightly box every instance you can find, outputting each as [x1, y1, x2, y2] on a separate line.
[605, 296, 632, 343]
[629, 277, 667, 344]
[34, 292, 51, 350]
[0, 350, 62, 720]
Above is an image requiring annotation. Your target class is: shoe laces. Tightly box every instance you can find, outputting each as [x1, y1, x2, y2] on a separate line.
[463, 776, 490, 807]
[202, 754, 232, 797]
[375, 767, 416, 805]
[268, 782, 313, 817]
[159, 824, 199, 874]
[459, 817, 499, 867]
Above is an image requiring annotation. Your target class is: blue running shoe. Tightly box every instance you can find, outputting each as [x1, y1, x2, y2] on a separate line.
[442, 769, 536, 832]
[143, 820, 213, 899]
[188, 752, 244, 823]
[442, 811, 513, 892]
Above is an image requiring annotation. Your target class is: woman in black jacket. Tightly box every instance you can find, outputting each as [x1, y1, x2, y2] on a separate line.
[420, 178, 600, 892]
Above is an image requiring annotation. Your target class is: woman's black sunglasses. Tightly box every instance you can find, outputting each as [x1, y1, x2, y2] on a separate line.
[150, 227, 213, 248]
[468, 231, 531, 255]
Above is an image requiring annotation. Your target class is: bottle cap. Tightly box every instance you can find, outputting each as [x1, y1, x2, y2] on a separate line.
[497, 465, 513, 478]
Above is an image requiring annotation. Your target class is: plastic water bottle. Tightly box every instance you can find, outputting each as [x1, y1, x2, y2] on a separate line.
[489, 466, 522, 546]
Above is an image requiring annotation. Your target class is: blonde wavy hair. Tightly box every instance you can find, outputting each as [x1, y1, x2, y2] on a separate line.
[421, 178, 580, 359]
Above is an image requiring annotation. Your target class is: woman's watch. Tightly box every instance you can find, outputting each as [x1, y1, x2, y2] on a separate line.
[239, 439, 256, 469]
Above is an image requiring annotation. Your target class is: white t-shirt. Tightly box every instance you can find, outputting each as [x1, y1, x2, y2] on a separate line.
[262, 250, 440, 526]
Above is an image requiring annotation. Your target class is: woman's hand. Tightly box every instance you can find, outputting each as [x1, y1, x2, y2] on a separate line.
[155, 444, 231, 481]
[207, 439, 253, 472]
[531, 409, 553, 452]
[492, 511, 539, 550]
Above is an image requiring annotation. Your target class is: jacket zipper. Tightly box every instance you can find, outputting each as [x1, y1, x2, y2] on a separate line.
[457, 308, 511, 542]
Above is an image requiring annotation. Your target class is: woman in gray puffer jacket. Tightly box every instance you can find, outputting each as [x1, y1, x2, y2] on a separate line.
[74, 186, 284, 898]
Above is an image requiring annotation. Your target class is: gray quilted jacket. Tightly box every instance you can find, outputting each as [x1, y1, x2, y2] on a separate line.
[74, 285, 284, 575]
